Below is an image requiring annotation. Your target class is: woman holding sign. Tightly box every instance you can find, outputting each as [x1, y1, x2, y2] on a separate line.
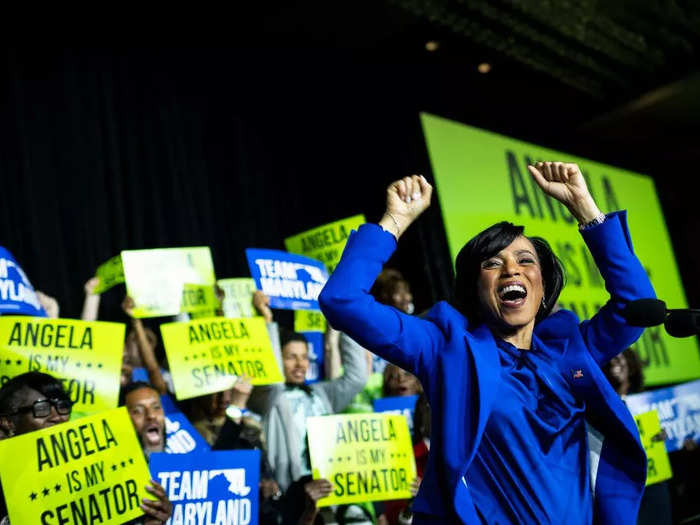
[319, 163, 654, 524]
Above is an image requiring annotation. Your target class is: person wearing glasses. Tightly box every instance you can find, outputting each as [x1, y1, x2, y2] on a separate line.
[0, 372, 172, 525]
[0, 371, 72, 436]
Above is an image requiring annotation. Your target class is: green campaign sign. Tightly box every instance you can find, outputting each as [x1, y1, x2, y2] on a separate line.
[421, 112, 700, 385]
[93, 255, 125, 294]
[285, 215, 366, 273]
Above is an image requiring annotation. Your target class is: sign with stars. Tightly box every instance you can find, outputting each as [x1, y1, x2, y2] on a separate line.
[0, 407, 153, 524]
[0, 316, 125, 418]
[160, 316, 283, 400]
[307, 413, 417, 507]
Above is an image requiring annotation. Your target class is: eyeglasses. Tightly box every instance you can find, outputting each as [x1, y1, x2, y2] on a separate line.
[9, 398, 72, 418]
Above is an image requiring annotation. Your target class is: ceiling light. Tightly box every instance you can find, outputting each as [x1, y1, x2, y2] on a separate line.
[425, 41, 440, 52]
[478, 62, 492, 74]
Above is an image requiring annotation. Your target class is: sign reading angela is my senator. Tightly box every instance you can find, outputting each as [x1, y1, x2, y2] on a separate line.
[0, 407, 154, 525]
[150, 450, 260, 525]
[245, 249, 328, 311]
[421, 112, 700, 385]
[0, 317, 125, 418]
[284, 215, 365, 273]
[626, 378, 700, 452]
[160, 317, 284, 400]
[0, 247, 47, 317]
[307, 413, 417, 507]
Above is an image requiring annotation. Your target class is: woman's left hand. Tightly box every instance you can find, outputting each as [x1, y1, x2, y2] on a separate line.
[528, 162, 602, 223]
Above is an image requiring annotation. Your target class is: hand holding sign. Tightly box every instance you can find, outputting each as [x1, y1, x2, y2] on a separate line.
[379, 175, 432, 239]
[141, 479, 173, 524]
[527, 162, 602, 224]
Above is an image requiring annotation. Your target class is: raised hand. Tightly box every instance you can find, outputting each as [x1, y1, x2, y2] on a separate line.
[122, 295, 136, 318]
[527, 162, 602, 224]
[84, 277, 100, 296]
[252, 290, 273, 323]
[230, 375, 253, 408]
[379, 174, 433, 239]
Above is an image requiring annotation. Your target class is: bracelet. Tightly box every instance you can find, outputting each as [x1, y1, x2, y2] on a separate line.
[578, 213, 607, 231]
[386, 212, 401, 236]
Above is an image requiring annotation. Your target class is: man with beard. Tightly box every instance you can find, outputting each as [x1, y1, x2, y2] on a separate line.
[121, 381, 173, 523]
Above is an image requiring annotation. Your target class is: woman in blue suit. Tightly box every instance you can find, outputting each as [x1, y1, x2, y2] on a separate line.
[319, 162, 655, 524]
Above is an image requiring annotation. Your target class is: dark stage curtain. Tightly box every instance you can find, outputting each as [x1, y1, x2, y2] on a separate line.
[0, 48, 454, 321]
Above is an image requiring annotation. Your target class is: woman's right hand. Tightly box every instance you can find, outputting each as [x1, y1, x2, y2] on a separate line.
[379, 174, 432, 239]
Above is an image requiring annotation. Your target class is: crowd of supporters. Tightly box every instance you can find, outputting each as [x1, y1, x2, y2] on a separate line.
[0, 266, 434, 525]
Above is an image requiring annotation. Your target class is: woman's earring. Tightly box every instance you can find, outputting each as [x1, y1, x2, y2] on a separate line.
[541, 297, 547, 309]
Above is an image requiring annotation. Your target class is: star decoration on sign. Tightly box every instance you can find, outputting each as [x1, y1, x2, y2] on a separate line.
[15, 359, 21, 365]
[111, 464, 117, 471]
[121, 461, 126, 468]
[128, 458, 134, 464]
[54, 483, 61, 493]
[42, 487, 50, 497]
[29, 492, 37, 501]
[97, 363, 103, 368]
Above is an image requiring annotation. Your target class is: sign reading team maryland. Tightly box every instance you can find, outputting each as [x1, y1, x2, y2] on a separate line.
[285, 214, 366, 273]
[161, 317, 284, 400]
[217, 278, 259, 319]
[121, 247, 218, 318]
[307, 413, 417, 507]
[0, 317, 124, 418]
[633, 410, 673, 486]
[421, 112, 700, 386]
[0, 407, 154, 525]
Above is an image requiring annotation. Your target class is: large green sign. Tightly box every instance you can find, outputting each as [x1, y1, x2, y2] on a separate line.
[421, 112, 700, 385]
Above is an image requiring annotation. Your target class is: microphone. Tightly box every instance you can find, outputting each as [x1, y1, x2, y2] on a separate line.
[623, 298, 700, 337]
[665, 310, 700, 337]
[622, 299, 667, 327]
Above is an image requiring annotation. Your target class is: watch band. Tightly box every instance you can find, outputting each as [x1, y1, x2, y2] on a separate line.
[578, 213, 607, 231]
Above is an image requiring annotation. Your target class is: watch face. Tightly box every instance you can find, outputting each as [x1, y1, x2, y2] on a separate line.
[226, 405, 243, 420]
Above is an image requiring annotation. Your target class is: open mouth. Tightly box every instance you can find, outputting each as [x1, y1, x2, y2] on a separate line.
[144, 424, 163, 446]
[498, 283, 527, 308]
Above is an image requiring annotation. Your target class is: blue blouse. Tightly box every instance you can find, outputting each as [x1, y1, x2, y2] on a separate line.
[466, 338, 592, 524]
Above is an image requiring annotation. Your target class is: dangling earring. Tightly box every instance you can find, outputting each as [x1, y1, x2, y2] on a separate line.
[541, 297, 547, 309]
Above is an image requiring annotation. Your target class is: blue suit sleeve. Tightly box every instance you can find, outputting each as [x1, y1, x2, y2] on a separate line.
[578, 211, 656, 365]
[319, 224, 444, 378]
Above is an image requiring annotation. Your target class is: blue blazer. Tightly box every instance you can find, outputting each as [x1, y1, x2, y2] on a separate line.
[319, 211, 655, 525]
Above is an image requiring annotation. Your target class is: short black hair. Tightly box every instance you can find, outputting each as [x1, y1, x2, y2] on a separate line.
[370, 268, 408, 305]
[119, 381, 159, 406]
[454, 221, 565, 324]
[279, 328, 308, 350]
[0, 372, 69, 415]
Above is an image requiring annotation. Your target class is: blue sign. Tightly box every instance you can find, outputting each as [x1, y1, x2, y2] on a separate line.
[0, 247, 47, 317]
[161, 394, 211, 454]
[301, 331, 324, 384]
[626, 379, 700, 452]
[373, 395, 419, 435]
[245, 249, 328, 311]
[150, 449, 260, 525]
